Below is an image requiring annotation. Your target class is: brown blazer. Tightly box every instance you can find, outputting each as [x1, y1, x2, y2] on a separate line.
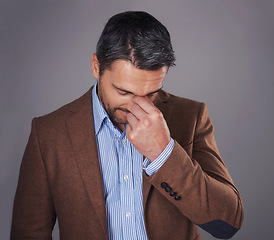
[11, 88, 243, 240]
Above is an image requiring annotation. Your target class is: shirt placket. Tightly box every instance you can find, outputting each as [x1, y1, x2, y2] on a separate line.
[118, 135, 137, 239]
[132, 147, 148, 240]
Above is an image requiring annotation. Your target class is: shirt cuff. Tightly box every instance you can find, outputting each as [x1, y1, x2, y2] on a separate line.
[142, 138, 175, 176]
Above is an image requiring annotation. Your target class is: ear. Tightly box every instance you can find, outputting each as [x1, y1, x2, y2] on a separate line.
[91, 53, 100, 79]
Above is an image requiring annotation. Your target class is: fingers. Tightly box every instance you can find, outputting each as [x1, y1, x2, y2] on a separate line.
[126, 115, 140, 141]
[130, 96, 162, 125]
[125, 122, 132, 135]
[126, 122, 135, 141]
[127, 112, 139, 128]
[132, 96, 156, 113]
[125, 95, 170, 160]
[130, 104, 148, 120]
[129, 96, 159, 120]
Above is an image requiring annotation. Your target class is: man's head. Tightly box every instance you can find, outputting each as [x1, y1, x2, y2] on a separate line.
[91, 11, 175, 129]
[95, 11, 175, 77]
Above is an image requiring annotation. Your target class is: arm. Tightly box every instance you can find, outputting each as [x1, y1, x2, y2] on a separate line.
[126, 96, 243, 238]
[146, 103, 243, 239]
[11, 118, 56, 240]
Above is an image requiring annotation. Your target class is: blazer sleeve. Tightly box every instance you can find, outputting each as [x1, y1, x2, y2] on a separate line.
[146, 103, 244, 239]
[11, 118, 56, 240]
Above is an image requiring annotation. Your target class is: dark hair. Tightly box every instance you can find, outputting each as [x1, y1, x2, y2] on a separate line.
[96, 11, 176, 76]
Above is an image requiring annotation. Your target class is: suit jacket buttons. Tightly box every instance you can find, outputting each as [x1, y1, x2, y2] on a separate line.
[161, 182, 168, 189]
[160, 182, 173, 193]
[170, 192, 176, 197]
[174, 196, 181, 201]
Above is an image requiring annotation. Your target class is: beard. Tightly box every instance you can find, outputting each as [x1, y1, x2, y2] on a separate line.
[97, 82, 129, 125]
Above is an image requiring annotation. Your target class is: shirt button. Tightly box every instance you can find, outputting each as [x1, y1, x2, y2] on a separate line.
[123, 174, 129, 181]
[122, 138, 126, 143]
[126, 212, 131, 218]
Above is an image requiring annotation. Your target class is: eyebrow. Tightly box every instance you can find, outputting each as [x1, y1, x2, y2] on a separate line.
[112, 84, 162, 96]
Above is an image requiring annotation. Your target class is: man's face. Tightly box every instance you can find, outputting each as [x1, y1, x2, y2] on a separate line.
[91, 55, 168, 129]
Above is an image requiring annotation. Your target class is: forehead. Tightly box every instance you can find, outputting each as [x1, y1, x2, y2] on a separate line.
[107, 60, 168, 95]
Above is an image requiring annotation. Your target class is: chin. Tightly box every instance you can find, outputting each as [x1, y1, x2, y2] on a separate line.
[115, 111, 129, 123]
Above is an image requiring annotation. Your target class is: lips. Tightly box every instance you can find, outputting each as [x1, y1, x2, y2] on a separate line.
[117, 108, 130, 113]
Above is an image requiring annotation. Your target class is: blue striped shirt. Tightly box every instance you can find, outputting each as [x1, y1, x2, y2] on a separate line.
[92, 82, 174, 240]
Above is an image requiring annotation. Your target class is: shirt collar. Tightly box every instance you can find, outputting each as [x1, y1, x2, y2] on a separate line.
[92, 81, 110, 136]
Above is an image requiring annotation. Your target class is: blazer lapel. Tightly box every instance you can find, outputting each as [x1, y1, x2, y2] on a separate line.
[66, 89, 107, 237]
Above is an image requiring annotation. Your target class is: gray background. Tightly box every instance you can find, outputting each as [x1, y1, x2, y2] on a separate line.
[1, 0, 274, 239]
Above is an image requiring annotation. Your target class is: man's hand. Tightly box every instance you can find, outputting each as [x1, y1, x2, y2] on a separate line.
[126, 96, 171, 161]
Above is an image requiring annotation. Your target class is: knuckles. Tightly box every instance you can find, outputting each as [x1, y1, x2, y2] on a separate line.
[143, 117, 151, 127]
[151, 109, 163, 120]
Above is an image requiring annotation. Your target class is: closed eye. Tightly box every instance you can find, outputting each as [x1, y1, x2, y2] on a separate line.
[117, 90, 130, 96]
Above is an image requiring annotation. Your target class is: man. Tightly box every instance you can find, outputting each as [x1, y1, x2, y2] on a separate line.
[11, 11, 243, 240]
